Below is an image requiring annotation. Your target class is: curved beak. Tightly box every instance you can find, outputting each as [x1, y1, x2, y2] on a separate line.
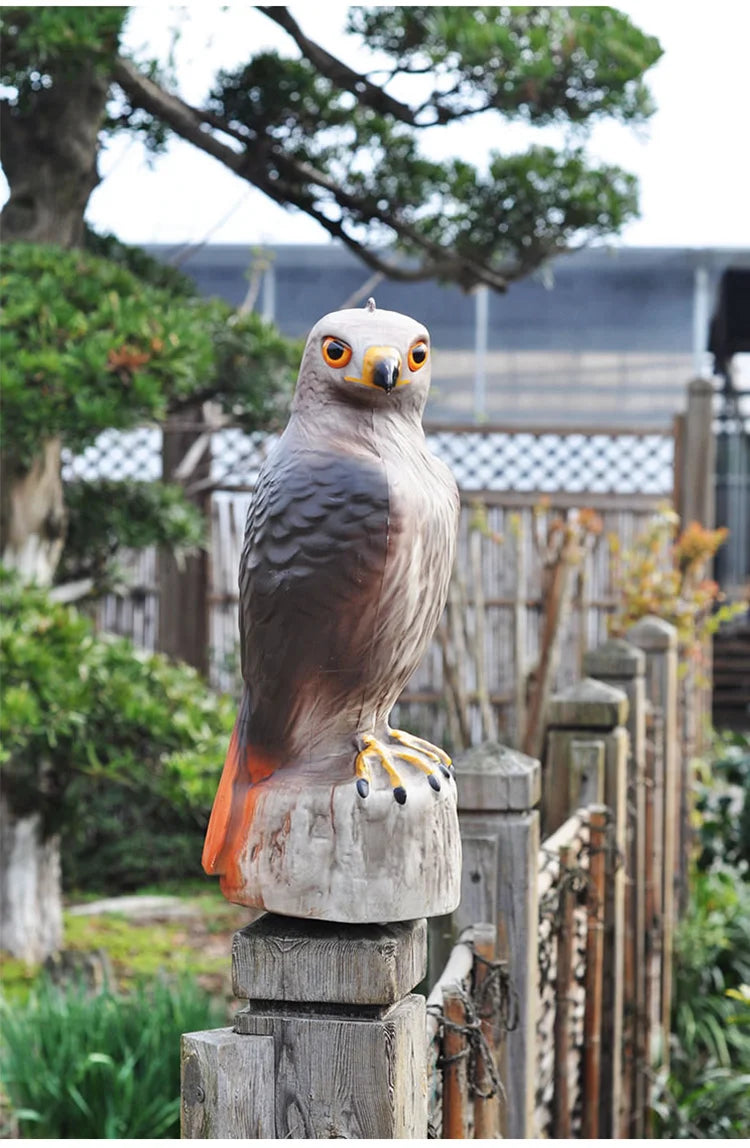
[362, 345, 403, 394]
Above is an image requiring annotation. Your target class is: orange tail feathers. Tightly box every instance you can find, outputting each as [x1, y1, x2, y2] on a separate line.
[202, 698, 277, 878]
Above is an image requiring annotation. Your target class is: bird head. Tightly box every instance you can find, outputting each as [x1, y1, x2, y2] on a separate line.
[292, 299, 432, 416]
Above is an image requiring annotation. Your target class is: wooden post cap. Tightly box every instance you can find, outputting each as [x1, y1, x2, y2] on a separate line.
[583, 638, 645, 680]
[455, 742, 541, 812]
[627, 615, 678, 651]
[548, 677, 628, 730]
[232, 914, 427, 1006]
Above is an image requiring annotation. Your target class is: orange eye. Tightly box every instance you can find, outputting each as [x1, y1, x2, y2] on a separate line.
[322, 336, 352, 368]
[408, 340, 429, 371]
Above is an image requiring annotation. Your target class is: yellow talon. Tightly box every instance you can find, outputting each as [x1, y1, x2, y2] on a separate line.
[354, 731, 450, 802]
[390, 729, 452, 767]
[354, 735, 407, 804]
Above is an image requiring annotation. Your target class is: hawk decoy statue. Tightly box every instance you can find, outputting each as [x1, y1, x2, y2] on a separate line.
[202, 300, 462, 921]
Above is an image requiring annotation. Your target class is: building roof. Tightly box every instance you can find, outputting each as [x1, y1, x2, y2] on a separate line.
[147, 243, 750, 428]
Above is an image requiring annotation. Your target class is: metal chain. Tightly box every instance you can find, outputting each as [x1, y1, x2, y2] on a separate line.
[427, 981, 503, 1102]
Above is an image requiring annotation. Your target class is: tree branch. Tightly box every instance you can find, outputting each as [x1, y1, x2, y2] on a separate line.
[112, 54, 511, 292]
[256, 6, 420, 125]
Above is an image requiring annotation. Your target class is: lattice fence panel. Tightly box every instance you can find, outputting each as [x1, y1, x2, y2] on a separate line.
[62, 424, 674, 495]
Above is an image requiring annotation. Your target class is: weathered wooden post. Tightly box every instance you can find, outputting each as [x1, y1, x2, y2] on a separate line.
[627, 616, 679, 1061]
[583, 638, 647, 1136]
[181, 303, 464, 1138]
[182, 916, 428, 1138]
[544, 678, 628, 1138]
[454, 742, 541, 1138]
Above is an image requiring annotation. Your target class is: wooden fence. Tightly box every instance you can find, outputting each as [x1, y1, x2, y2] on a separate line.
[86, 421, 678, 749]
[181, 617, 689, 1138]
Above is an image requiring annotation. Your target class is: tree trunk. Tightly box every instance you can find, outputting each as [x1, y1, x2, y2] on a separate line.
[0, 795, 63, 963]
[0, 438, 67, 587]
[0, 61, 109, 247]
[1, 57, 113, 966]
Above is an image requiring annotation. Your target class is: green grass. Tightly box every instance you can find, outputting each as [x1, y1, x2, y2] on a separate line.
[1, 881, 247, 1004]
[0, 975, 224, 1138]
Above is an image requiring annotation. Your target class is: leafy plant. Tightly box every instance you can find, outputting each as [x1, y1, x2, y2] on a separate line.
[652, 866, 750, 1137]
[0, 974, 224, 1138]
[608, 506, 743, 677]
[695, 731, 750, 879]
[57, 479, 206, 590]
[0, 568, 233, 843]
[0, 241, 298, 469]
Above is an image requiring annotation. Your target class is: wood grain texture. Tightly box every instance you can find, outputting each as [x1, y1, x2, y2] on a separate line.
[552, 845, 574, 1139]
[547, 676, 629, 730]
[456, 741, 541, 812]
[582, 808, 608, 1138]
[584, 637, 647, 1137]
[599, 725, 628, 1138]
[442, 983, 470, 1139]
[232, 915, 427, 1005]
[628, 618, 678, 1074]
[181, 1028, 275, 1139]
[220, 766, 461, 922]
[235, 996, 427, 1138]
[455, 742, 540, 1138]
[472, 923, 501, 1140]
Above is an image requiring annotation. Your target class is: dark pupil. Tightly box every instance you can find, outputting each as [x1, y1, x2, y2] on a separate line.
[327, 341, 344, 361]
[412, 345, 426, 363]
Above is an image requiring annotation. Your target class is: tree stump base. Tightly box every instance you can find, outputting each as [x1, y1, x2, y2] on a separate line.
[218, 766, 461, 923]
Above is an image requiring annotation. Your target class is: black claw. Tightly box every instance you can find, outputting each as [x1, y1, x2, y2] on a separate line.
[428, 774, 441, 792]
[439, 763, 451, 779]
[356, 778, 370, 798]
[393, 786, 407, 805]
[448, 765, 456, 779]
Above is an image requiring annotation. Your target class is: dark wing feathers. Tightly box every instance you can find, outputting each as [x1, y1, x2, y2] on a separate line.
[238, 441, 389, 751]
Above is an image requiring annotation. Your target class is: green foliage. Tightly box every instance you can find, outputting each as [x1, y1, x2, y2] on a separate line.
[0, 569, 233, 841]
[0, 6, 126, 100]
[0, 975, 224, 1138]
[0, 242, 298, 469]
[60, 910, 228, 987]
[83, 227, 197, 298]
[2, 7, 663, 289]
[62, 785, 209, 892]
[348, 6, 661, 124]
[696, 731, 750, 878]
[57, 480, 205, 589]
[653, 869, 750, 1137]
[208, 6, 659, 283]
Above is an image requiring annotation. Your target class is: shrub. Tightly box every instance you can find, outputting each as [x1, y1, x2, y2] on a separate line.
[0, 569, 234, 886]
[0, 975, 224, 1138]
[0, 241, 298, 469]
[653, 869, 750, 1137]
[695, 731, 750, 879]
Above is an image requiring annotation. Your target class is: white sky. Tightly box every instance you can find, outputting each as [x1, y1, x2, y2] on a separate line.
[4, 3, 750, 250]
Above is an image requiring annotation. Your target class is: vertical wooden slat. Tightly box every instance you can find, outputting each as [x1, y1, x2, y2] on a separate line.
[628, 617, 678, 1073]
[583, 637, 648, 1136]
[158, 411, 211, 674]
[455, 743, 541, 1138]
[642, 708, 657, 1138]
[472, 924, 500, 1140]
[442, 984, 471, 1139]
[514, 515, 528, 747]
[552, 844, 574, 1139]
[582, 806, 607, 1139]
